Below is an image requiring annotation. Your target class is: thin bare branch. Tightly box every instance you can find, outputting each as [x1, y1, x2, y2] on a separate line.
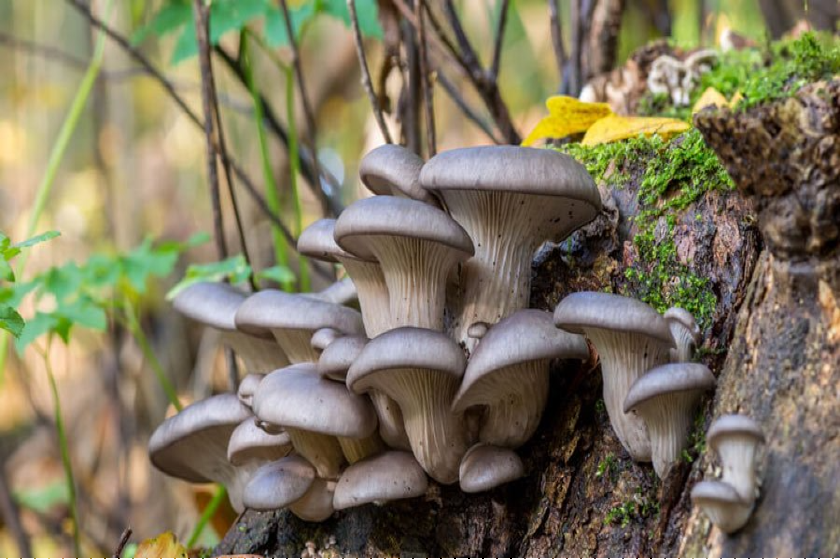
[114, 527, 132, 559]
[437, 72, 502, 143]
[489, 0, 510, 81]
[348, 0, 393, 144]
[547, 0, 568, 90]
[0, 470, 31, 557]
[443, 0, 483, 74]
[193, 0, 228, 260]
[415, 0, 436, 157]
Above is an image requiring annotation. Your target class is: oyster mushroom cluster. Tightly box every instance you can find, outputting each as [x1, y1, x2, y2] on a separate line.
[691, 414, 765, 534]
[148, 144, 717, 520]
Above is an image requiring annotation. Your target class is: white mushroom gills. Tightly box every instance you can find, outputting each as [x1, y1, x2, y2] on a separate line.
[690, 480, 754, 534]
[707, 414, 765, 501]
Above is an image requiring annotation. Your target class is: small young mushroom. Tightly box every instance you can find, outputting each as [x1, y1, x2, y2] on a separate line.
[227, 418, 292, 466]
[333, 451, 428, 510]
[317, 335, 368, 382]
[358, 144, 439, 206]
[237, 373, 264, 410]
[334, 196, 474, 331]
[235, 290, 364, 363]
[623, 362, 716, 478]
[310, 327, 342, 353]
[251, 363, 381, 477]
[707, 414, 765, 500]
[172, 282, 289, 373]
[289, 478, 337, 522]
[554, 292, 675, 461]
[347, 327, 470, 484]
[452, 310, 589, 448]
[242, 455, 316, 511]
[148, 393, 251, 511]
[664, 307, 701, 362]
[690, 480, 754, 534]
[459, 443, 525, 493]
[420, 146, 601, 352]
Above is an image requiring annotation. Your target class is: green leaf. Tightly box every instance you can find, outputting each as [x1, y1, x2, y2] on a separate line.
[322, 0, 382, 39]
[13, 230, 61, 249]
[121, 238, 181, 293]
[14, 480, 70, 513]
[256, 264, 295, 285]
[171, 23, 199, 65]
[0, 259, 14, 283]
[210, 0, 271, 43]
[0, 305, 25, 338]
[166, 255, 252, 300]
[15, 312, 59, 353]
[41, 263, 84, 302]
[264, 3, 315, 47]
[58, 298, 108, 333]
[131, 0, 193, 45]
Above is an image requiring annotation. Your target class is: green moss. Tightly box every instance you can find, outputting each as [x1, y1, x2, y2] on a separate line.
[604, 487, 659, 527]
[596, 453, 619, 481]
[557, 135, 661, 188]
[680, 408, 708, 464]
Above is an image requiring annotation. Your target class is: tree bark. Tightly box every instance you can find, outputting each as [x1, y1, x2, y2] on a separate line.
[215, 82, 838, 557]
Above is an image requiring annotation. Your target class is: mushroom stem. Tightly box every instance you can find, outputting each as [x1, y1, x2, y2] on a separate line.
[222, 331, 289, 373]
[635, 394, 696, 477]
[286, 429, 346, 480]
[369, 390, 411, 450]
[477, 362, 549, 448]
[338, 432, 385, 464]
[271, 328, 320, 363]
[341, 259, 391, 337]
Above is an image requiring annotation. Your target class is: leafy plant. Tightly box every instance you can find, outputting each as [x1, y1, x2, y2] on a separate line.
[0, 231, 60, 338]
[132, 0, 383, 65]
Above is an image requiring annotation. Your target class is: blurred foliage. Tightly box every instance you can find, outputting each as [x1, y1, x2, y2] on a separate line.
[0, 231, 59, 337]
[166, 254, 295, 299]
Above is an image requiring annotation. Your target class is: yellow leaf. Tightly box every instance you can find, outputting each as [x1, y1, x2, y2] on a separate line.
[522, 96, 613, 146]
[729, 91, 744, 107]
[581, 115, 690, 146]
[692, 87, 730, 114]
[134, 531, 188, 558]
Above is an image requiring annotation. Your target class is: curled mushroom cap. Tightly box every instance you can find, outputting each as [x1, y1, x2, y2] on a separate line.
[452, 310, 589, 448]
[333, 451, 428, 510]
[227, 419, 292, 466]
[554, 292, 675, 461]
[237, 373, 264, 410]
[420, 146, 601, 352]
[318, 335, 368, 382]
[242, 455, 316, 511]
[334, 196, 474, 331]
[359, 144, 438, 206]
[148, 393, 251, 511]
[252, 363, 379, 476]
[347, 327, 469, 484]
[459, 443, 525, 493]
[664, 307, 701, 362]
[173, 282, 289, 373]
[311, 277, 358, 306]
[310, 327, 342, 352]
[235, 290, 364, 363]
[623, 363, 715, 478]
[690, 480, 754, 534]
[707, 414, 765, 500]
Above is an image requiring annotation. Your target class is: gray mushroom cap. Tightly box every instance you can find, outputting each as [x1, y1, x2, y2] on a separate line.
[298, 218, 369, 264]
[172, 281, 247, 333]
[623, 363, 716, 412]
[359, 144, 437, 205]
[707, 414, 765, 448]
[312, 277, 358, 306]
[242, 455, 316, 511]
[459, 443, 525, 493]
[235, 290, 364, 339]
[707, 414, 765, 500]
[237, 373, 264, 409]
[664, 306, 701, 362]
[311, 327, 342, 352]
[333, 451, 428, 510]
[318, 335, 368, 382]
[227, 419, 292, 466]
[554, 292, 674, 344]
[690, 480, 754, 534]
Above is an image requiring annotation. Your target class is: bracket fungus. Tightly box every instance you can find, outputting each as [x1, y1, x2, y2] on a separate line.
[664, 307, 701, 362]
[251, 363, 381, 477]
[334, 196, 474, 331]
[420, 146, 601, 352]
[554, 291, 675, 461]
[458, 443, 525, 493]
[148, 393, 251, 512]
[623, 362, 715, 478]
[172, 281, 289, 373]
[707, 414, 765, 500]
[235, 289, 364, 363]
[690, 479, 754, 534]
[333, 450, 428, 510]
[347, 327, 469, 484]
[452, 310, 589, 448]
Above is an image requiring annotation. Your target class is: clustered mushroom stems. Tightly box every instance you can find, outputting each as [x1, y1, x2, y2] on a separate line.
[338, 258, 391, 337]
[285, 429, 346, 480]
[223, 331, 290, 373]
[271, 328, 323, 364]
[631, 392, 702, 477]
[337, 432, 385, 464]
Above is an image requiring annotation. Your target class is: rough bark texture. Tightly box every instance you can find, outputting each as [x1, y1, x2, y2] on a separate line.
[215, 83, 838, 557]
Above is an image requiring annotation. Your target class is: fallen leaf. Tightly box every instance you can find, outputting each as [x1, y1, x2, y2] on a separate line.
[692, 87, 743, 114]
[134, 531, 188, 558]
[581, 114, 690, 146]
[522, 96, 613, 146]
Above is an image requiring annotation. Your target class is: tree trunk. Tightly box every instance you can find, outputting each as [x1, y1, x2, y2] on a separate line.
[215, 82, 838, 557]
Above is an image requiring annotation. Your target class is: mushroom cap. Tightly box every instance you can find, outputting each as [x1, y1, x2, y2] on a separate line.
[346, 327, 466, 393]
[466, 322, 490, 340]
[690, 479, 754, 533]
[359, 144, 436, 205]
[242, 455, 316, 510]
[289, 478, 336, 522]
[318, 335, 368, 382]
[297, 218, 368, 264]
[310, 327, 342, 352]
[227, 419, 292, 466]
[553, 291, 674, 345]
[149, 393, 250, 483]
[312, 277, 358, 306]
[453, 310, 589, 413]
[690, 479, 749, 505]
[237, 373, 264, 409]
[333, 451, 428, 510]
[252, 363, 378, 439]
[172, 281, 249, 333]
[459, 444, 525, 493]
[333, 196, 474, 262]
[707, 414, 765, 450]
[419, 146, 600, 204]
[664, 306, 701, 339]
[234, 289, 364, 338]
[623, 363, 716, 412]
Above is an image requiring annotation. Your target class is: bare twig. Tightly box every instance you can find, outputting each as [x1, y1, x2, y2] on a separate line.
[547, 0, 568, 90]
[443, 0, 483, 73]
[489, 0, 510, 81]
[192, 0, 228, 260]
[0, 469, 31, 557]
[348, 0, 393, 144]
[437, 72, 501, 143]
[401, 12, 422, 154]
[415, 0, 436, 156]
[114, 527, 132, 558]
[277, 0, 339, 217]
